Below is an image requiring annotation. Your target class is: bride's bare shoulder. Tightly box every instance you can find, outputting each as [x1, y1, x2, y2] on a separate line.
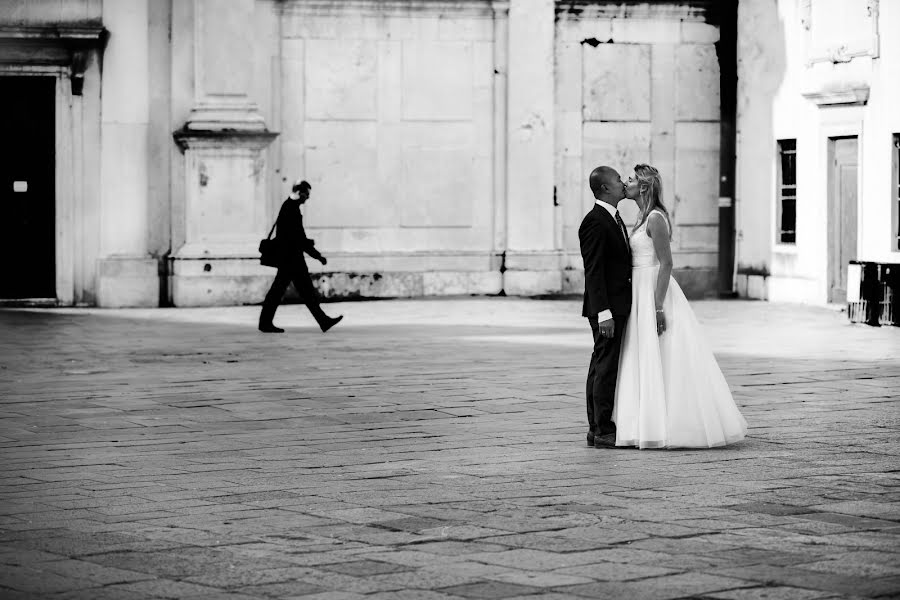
[646, 210, 670, 236]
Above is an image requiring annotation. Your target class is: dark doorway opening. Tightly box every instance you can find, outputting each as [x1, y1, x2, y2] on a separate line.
[0, 76, 56, 299]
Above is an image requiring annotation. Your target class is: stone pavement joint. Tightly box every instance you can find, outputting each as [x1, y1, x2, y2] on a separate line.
[0, 299, 898, 599]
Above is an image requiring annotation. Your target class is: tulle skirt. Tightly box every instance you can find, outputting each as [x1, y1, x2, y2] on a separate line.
[613, 266, 748, 449]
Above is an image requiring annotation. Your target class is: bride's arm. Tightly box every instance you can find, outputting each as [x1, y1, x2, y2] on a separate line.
[647, 212, 673, 334]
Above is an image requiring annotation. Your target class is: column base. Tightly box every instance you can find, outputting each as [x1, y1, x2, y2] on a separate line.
[97, 257, 160, 308]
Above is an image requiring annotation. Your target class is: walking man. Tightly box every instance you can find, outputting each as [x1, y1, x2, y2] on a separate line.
[259, 180, 343, 333]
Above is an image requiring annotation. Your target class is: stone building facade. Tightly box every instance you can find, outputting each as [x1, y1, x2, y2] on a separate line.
[6, 0, 888, 308]
[735, 0, 900, 304]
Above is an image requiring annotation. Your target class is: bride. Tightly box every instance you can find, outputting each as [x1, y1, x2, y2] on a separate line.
[613, 164, 748, 449]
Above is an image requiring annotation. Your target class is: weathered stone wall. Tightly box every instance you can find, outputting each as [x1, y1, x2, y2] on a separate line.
[275, 0, 503, 300]
[555, 3, 722, 299]
[1, 0, 101, 24]
[1, 0, 736, 306]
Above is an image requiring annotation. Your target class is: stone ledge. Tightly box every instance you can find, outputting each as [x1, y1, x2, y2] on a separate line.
[169, 270, 505, 307]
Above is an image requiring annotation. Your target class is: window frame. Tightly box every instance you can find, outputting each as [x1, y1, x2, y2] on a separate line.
[776, 138, 797, 246]
[893, 134, 899, 252]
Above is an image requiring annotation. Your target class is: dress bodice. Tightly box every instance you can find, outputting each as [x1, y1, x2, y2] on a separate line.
[629, 211, 668, 268]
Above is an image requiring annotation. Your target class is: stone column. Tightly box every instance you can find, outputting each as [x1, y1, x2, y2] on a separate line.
[97, 0, 159, 307]
[170, 0, 277, 306]
[503, 0, 559, 295]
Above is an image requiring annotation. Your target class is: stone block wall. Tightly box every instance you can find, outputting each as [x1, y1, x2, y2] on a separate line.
[555, 3, 722, 299]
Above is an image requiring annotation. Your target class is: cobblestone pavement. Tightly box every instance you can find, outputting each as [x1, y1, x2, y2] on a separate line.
[1, 299, 898, 600]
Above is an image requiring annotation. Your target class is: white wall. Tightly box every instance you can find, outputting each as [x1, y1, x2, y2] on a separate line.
[736, 0, 900, 304]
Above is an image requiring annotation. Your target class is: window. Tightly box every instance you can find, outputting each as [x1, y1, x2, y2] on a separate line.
[893, 135, 899, 251]
[777, 139, 797, 244]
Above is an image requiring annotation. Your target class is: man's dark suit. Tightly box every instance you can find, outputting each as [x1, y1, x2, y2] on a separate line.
[259, 198, 330, 329]
[579, 203, 633, 438]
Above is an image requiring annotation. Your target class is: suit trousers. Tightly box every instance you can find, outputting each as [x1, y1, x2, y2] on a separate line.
[586, 315, 628, 436]
[260, 260, 328, 328]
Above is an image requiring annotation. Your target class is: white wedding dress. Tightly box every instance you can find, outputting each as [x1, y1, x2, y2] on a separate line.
[613, 211, 748, 449]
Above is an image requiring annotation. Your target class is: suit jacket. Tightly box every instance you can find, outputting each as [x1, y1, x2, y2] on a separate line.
[274, 198, 323, 266]
[579, 203, 632, 319]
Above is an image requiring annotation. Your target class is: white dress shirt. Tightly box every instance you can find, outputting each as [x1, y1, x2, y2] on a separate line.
[593, 200, 629, 323]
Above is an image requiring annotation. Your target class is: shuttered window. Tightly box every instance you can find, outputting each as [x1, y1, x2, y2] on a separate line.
[777, 139, 797, 245]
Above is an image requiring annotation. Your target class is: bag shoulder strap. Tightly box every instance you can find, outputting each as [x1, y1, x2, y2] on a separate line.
[266, 218, 277, 240]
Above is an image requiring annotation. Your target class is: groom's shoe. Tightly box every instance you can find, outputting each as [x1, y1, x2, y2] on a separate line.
[593, 433, 617, 448]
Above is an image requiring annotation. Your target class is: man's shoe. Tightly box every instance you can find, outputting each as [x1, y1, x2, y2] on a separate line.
[593, 433, 617, 448]
[321, 315, 343, 333]
[259, 323, 284, 333]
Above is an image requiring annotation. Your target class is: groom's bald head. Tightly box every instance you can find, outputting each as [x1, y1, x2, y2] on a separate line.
[589, 166, 625, 201]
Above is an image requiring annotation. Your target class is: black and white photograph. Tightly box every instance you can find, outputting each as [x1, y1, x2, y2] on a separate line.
[1, 0, 899, 598]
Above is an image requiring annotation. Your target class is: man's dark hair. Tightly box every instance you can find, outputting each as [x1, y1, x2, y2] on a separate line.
[293, 180, 311, 193]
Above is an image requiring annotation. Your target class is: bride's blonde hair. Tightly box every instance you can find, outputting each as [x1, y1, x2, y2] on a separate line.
[632, 164, 672, 239]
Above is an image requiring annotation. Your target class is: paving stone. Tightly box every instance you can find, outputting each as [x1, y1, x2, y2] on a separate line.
[559, 572, 753, 599]
[104, 578, 225, 598]
[317, 559, 414, 576]
[1, 299, 898, 598]
[705, 586, 838, 600]
[439, 580, 543, 599]
[33, 558, 154, 585]
[235, 580, 327, 598]
[708, 564, 900, 598]
[484, 568, 594, 587]
[282, 593, 366, 600]
[399, 540, 509, 556]
[553, 561, 681, 581]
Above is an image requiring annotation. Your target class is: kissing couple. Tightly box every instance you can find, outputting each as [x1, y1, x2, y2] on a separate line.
[580, 164, 748, 450]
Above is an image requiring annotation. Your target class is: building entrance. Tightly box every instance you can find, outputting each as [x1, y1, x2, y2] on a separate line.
[828, 136, 859, 304]
[0, 76, 56, 299]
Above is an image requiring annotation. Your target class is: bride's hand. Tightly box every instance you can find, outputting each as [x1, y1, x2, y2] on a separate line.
[656, 309, 666, 336]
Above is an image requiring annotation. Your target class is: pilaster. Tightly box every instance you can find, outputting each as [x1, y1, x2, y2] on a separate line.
[97, 0, 158, 307]
[503, 0, 559, 295]
[170, 0, 278, 306]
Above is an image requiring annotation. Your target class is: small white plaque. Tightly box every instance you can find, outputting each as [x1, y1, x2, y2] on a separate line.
[13, 181, 27, 192]
[846, 263, 861, 302]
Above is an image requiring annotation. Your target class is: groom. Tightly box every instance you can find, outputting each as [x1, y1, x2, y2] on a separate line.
[579, 166, 632, 449]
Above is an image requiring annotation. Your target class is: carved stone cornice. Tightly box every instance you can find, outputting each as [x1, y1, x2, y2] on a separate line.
[278, 0, 494, 16]
[802, 86, 870, 107]
[0, 24, 107, 95]
[555, 0, 712, 22]
[173, 128, 279, 152]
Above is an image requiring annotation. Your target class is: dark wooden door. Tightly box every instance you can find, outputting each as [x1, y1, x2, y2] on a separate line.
[829, 137, 858, 304]
[0, 76, 56, 299]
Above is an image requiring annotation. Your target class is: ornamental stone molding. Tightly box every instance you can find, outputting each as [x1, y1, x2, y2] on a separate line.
[801, 0, 879, 67]
[799, 0, 879, 106]
[0, 24, 107, 95]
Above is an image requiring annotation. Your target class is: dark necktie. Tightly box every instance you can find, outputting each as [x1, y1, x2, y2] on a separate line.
[615, 212, 630, 248]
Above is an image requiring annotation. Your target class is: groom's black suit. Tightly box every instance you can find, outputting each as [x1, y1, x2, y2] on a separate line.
[579, 203, 632, 438]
